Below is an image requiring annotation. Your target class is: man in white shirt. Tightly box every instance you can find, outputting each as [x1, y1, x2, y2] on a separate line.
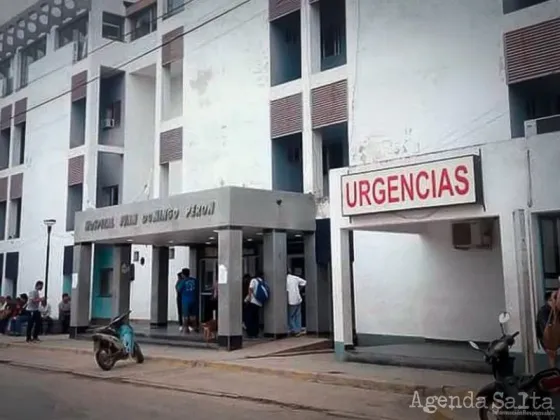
[245, 272, 265, 338]
[286, 270, 306, 336]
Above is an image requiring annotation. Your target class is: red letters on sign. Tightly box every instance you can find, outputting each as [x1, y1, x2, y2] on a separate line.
[343, 160, 474, 212]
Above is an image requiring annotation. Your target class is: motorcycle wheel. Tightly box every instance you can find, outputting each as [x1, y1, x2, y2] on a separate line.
[133, 343, 144, 364]
[95, 348, 116, 371]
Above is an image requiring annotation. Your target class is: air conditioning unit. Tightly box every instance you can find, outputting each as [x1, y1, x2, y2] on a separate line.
[452, 220, 494, 250]
[524, 115, 560, 137]
[102, 118, 115, 129]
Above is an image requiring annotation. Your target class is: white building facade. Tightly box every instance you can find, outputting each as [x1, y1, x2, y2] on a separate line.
[328, 0, 560, 370]
[0, 0, 559, 362]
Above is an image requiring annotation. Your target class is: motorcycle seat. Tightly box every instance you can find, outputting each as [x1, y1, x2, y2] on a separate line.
[518, 368, 560, 391]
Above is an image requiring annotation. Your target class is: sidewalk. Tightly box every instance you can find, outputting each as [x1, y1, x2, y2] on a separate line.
[0, 343, 476, 419]
[0, 335, 488, 397]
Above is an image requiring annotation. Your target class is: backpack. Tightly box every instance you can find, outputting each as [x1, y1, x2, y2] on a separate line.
[253, 278, 269, 304]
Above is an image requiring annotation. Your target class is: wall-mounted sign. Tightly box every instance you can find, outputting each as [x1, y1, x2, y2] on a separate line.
[83, 201, 217, 231]
[341, 155, 482, 216]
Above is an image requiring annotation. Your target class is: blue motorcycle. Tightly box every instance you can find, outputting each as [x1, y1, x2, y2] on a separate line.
[92, 310, 144, 371]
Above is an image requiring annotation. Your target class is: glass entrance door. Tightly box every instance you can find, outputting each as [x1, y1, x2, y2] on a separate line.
[199, 258, 217, 323]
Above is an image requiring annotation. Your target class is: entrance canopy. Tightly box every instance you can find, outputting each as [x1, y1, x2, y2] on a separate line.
[73, 186, 316, 245]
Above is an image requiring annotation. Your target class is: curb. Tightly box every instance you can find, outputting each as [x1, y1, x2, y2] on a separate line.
[0, 342, 477, 397]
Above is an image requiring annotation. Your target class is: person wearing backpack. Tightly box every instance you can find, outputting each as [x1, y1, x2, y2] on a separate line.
[244, 272, 269, 338]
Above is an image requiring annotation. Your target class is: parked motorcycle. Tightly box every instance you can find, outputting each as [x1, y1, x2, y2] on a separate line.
[469, 311, 560, 419]
[92, 310, 144, 371]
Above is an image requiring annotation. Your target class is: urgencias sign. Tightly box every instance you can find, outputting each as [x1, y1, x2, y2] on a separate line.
[84, 201, 216, 232]
[341, 155, 481, 216]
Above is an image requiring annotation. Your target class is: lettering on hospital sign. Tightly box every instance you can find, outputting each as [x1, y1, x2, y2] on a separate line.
[341, 155, 482, 216]
[84, 201, 216, 232]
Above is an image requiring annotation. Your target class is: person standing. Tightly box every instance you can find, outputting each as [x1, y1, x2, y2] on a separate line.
[175, 271, 184, 331]
[180, 268, 197, 333]
[286, 270, 307, 336]
[58, 293, 71, 334]
[26, 281, 44, 343]
[245, 272, 267, 339]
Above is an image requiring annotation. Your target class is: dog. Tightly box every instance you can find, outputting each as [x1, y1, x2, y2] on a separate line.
[201, 319, 217, 342]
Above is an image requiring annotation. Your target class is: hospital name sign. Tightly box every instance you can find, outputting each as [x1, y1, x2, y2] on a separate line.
[84, 201, 216, 232]
[341, 155, 482, 216]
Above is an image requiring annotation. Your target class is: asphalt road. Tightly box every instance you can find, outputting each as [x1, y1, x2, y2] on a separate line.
[0, 364, 333, 420]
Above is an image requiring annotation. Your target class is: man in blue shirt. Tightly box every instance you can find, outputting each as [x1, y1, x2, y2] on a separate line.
[180, 268, 197, 333]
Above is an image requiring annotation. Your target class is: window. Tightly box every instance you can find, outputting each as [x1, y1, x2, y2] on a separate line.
[102, 12, 124, 41]
[99, 268, 113, 297]
[540, 217, 560, 278]
[19, 37, 46, 88]
[8, 198, 22, 239]
[0, 59, 13, 97]
[130, 5, 157, 41]
[57, 15, 88, 62]
[287, 144, 301, 163]
[13, 122, 26, 166]
[165, 0, 185, 19]
[103, 100, 122, 127]
[503, 0, 549, 14]
[101, 185, 119, 207]
[319, 0, 347, 71]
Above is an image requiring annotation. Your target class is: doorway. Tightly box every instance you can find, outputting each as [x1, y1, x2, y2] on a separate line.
[198, 258, 217, 324]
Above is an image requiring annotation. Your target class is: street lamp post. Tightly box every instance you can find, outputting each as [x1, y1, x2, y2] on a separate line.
[43, 219, 56, 303]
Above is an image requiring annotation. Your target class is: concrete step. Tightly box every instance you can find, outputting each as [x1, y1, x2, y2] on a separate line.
[76, 332, 218, 350]
[345, 351, 491, 375]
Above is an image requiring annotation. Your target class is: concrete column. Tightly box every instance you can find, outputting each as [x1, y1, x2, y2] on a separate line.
[151, 246, 169, 327]
[301, 0, 323, 196]
[111, 244, 132, 318]
[70, 243, 92, 338]
[188, 247, 197, 277]
[304, 233, 319, 334]
[513, 210, 536, 373]
[263, 230, 288, 337]
[217, 228, 243, 350]
[331, 227, 353, 359]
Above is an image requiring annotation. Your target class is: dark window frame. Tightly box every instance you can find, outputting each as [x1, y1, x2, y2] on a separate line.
[15, 122, 26, 166]
[57, 15, 89, 49]
[19, 36, 47, 88]
[164, 0, 185, 19]
[102, 12, 125, 41]
[319, 0, 347, 71]
[9, 198, 22, 239]
[101, 185, 119, 207]
[539, 215, 560, 279]
[0, 58, 14, 97]
[130, 5, 157, 41]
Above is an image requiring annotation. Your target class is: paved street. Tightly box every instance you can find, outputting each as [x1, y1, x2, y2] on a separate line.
[1, 364, 336, 420]
[0, 342, 479, 419]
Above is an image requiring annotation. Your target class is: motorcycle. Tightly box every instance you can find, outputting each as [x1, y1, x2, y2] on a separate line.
[469, 311, 560, 419]
[92, 310, 144, 371]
